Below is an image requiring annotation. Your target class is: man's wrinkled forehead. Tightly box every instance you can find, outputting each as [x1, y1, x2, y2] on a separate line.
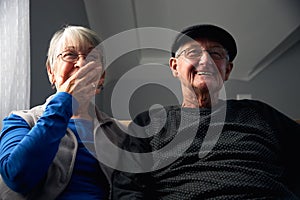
[177, 38, 224, 51]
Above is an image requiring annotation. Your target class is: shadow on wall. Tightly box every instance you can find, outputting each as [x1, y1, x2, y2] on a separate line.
[98, 80, 181, 120]
[225, 41, 300, 119]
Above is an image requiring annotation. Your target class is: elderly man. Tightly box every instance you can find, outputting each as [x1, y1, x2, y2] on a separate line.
[112, 24, 300, 199]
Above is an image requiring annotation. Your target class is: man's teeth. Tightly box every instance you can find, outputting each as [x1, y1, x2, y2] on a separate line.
[196, 71, 213, 75]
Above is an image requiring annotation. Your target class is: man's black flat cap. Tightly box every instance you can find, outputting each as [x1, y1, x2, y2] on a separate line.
[171, 24, 237, 62]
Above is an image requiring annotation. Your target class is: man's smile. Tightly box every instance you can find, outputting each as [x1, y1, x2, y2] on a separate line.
[196, 71, 214, 76]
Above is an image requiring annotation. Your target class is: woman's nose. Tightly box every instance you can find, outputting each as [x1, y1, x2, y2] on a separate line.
[74, 55, 87, 68]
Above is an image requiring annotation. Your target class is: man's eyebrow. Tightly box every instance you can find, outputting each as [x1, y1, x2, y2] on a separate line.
[185, 44, 200, 49]
[186, 44, 223, 49]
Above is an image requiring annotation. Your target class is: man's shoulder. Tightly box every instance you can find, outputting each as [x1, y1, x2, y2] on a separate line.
[227, 99, 268, 107]
[226, 99, 298, 126]
[134, 105, 181, 118]
[131, 105, 181, 126]
[226, 99, 275, 113]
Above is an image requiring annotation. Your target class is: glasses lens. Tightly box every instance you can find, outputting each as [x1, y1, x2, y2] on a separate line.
[86, 51, 102, 63]
[185, 48, 202, 59]
[207, 47, 227, 60]
[62, 51, 78, 62]
[182, 47, 227, 60]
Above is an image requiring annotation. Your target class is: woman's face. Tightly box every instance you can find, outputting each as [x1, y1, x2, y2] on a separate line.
[47, 43, 104, 93]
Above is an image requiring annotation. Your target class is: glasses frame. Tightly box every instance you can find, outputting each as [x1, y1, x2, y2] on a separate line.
[176, 47, 229, 61]
[57, 50, 88, 63]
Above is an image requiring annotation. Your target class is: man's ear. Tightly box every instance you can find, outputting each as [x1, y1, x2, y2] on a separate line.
[224, 62, 233, 81]
[169, 57, 179, 77]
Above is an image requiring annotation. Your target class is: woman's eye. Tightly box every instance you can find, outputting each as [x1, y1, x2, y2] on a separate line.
[62, 51, 77, 57]
[88, 55, 97, 60]
[87, 54, 101, 62]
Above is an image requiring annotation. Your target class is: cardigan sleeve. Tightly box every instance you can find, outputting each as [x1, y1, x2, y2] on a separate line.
[0, 92, 75, 194]
[111, 111, 156, 200]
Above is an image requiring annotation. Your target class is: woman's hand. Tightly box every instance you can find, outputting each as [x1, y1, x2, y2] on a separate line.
[56, 61, 103, 118]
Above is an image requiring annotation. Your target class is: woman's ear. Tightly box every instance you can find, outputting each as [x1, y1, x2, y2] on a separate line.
[169, 57, 179, 77]
[47, 64, 55, 85]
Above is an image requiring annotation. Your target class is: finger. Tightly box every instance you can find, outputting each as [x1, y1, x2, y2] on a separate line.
[59, 63, 99, 90]
[76, 67, 103, 89]
[76, 61, 103, 79]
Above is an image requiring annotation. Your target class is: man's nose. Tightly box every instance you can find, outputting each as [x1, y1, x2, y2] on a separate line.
[198, 51, 212, 64]
[194, 51, 215, 70]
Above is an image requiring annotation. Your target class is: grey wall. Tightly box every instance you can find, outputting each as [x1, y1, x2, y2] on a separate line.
[225, 41, 300, 119]
[30, 0, 300, 121]
[100, 41, 300, 121]
[30, 0, 90, 106]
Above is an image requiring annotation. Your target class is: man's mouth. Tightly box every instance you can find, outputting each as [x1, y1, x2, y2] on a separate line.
[196, 71, 213, 76]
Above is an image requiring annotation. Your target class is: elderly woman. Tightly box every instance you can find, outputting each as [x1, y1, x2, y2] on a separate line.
[0, 25, 120, 199]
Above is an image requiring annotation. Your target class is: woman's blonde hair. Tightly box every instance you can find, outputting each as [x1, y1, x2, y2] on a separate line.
[46, 25, 104, 69]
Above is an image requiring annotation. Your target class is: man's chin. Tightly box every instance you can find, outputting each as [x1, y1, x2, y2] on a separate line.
[193, 82, 223, 94]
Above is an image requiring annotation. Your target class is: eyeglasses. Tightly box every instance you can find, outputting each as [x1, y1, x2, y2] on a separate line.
[176, 47, 228, 61]
[58, 50, 102, 63]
